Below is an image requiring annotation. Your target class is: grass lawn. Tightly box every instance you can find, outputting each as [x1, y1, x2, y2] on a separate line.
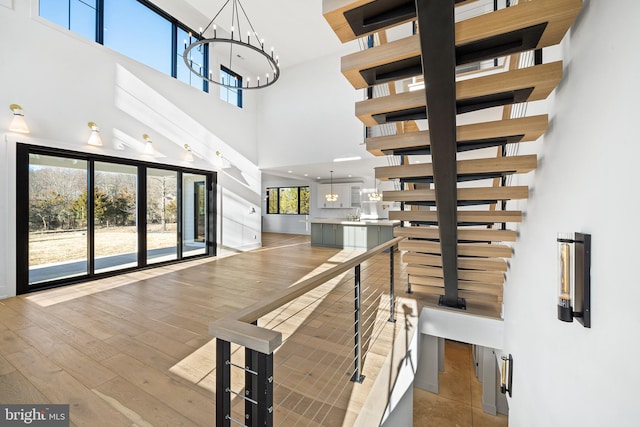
[29, 224, 178, 266]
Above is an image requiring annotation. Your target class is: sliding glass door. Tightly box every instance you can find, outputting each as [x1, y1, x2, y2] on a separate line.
[94, 162, 138, 273]
[27, 154, 88, 284]
[17, 144, 216, 294]
[182, 173, 207, 257]
[147, 168, 178, 264]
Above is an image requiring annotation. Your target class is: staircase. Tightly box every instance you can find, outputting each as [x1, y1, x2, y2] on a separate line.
[323, 0, 582, 315]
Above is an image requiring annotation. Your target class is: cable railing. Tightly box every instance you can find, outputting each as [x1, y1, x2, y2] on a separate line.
[210, 236, 405, 426]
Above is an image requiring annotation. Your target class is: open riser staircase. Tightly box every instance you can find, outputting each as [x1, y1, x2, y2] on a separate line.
[323, 0, 582, 315]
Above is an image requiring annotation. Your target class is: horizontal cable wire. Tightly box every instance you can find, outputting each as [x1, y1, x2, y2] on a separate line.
[274, 295, 395, 423]
[276, 298, 395, 425]
[245, 255, 397, 425]
[271, 282, 377, 419]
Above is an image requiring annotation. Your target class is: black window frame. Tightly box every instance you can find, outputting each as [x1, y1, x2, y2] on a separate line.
[220, 65, 244, 108]
[266, 186, 310, 215]
[39, 0, 209, 92]
[16, 143, 217, 295]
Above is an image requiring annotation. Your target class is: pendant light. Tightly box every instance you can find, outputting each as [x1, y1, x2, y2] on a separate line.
[325, 171, 338, 202]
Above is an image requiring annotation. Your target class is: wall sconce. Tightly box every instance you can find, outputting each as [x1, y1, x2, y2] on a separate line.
[184, 144, 194, 162]
[557, 232, 591, 328]
[87, 122, 103, 146]
[9, 104, 30, 134]
[500, 354, 513, 397]
[214, 150, 231, 169]
[143, 134, 154, 154]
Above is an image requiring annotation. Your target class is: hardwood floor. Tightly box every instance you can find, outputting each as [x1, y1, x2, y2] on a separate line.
[413, 340, 508, 427]
[0, 233, 506, 426]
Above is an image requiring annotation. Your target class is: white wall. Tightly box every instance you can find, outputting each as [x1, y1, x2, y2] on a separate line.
[0, 1, 261, 297]
[256, 49, 367, 170]
[502, 1, 640, 425]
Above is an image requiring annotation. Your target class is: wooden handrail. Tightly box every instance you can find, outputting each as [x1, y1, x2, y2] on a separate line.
[209, 236, 405, 353]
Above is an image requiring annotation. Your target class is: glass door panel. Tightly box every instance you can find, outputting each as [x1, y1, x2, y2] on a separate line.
[28, 154, 88, 284]
[182, 173, 207, 257]
[147, 168, 178, 264]
[94, 162, 138, 273]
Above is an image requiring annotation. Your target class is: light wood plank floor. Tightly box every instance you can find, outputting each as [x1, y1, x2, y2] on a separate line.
[0, 233, 506, 426]
[414, 340, 509, 427]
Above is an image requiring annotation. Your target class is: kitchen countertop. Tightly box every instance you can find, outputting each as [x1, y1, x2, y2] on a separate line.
[309, 218, 400, 226]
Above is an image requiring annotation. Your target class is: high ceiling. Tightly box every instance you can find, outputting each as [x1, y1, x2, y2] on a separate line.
[150, 0, 370, 181]
[155, 0, 346, 70]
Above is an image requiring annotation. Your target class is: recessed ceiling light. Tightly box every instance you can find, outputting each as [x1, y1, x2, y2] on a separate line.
[333, 156, 361, 162]
[304, 173, 308, 176]
[316, 176, 321, 179]
[287, 170, 292, 173]
[348, 174, 353, 177]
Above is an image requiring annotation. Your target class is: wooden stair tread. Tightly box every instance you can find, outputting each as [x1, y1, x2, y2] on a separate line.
[407, 265, 504, 286]
[341, 0, 581, 88]
[402, 252, 508, 272]
[375, 154, 537, 181]
[398, 239, 513, 257]
[391, 210, 522, 226]
[457, 0, 582, 48]
[383, 186, 529, 203]
[408, 275, 504, 295]
[356, 61, 562, 126]
[366, 115, 548, 156]
[394, 227, 517, 242]
[407, 280, 502, 304]
[323, 0, 480, 43]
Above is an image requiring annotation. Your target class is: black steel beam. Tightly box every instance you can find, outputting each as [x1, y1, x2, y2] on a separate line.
[415, 0, 463, 308]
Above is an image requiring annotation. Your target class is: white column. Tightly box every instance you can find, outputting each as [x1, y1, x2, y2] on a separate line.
[414, 333, 440, 393]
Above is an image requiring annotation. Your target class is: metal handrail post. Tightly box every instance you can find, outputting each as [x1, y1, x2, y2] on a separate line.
[256, 352, 274, 426]
[216, 339, 231, 427]
[389, 247, 396, 323]
[245, 321, 258, 425]
[351, 264, 365, 383]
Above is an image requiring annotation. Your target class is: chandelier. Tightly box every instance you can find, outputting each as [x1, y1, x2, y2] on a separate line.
[183, 0, 280, 90]
[368, 179, 382, 201]
[325, 171, 338, 202]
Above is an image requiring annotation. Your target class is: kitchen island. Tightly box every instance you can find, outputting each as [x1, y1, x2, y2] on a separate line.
[309, 218, 400, 250]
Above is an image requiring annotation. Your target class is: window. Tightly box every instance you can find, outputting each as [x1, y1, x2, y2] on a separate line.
[94, 162, 138, 273]
[17, 144, 216, 294]
[177, 27, 207, 90]
[39, 0, 208, 92]
[103, 0, 172, 75]
[220, 66, 243, 108]
[147, 168, 178, 264]
[266, 187, 310, 215]
[27, 154, 89, 284]
[182, 173, 208, 257]
[39, 0, 98, 41]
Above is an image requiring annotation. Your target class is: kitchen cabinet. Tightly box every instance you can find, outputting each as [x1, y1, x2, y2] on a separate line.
[310, 219, 399, 250]
[366, 225, 395, 250]
[343, 225, 367, 249]
[322, 223, 343, 247]
[317, 183, 362, 209]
